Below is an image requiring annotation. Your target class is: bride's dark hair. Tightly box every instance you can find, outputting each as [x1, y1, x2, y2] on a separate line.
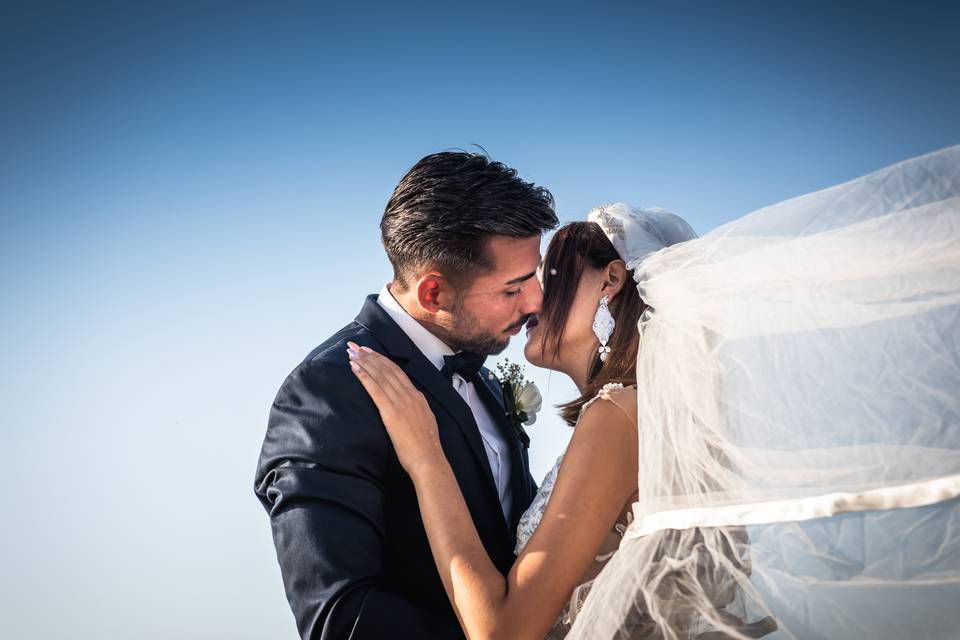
[538, 221, 647, 426]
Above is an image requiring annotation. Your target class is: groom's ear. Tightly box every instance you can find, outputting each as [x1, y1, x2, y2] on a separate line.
[415, 272, 450, 314]
[601, 260, 629, 300]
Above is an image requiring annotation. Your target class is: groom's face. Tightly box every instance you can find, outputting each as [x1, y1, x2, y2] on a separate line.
[443, 235, 543, 356]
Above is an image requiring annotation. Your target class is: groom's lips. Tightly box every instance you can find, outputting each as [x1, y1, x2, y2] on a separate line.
[505, 322, 523, 335]
[506, 314, 534, 335]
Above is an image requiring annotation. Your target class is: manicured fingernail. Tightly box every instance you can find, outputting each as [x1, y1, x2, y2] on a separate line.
[347, 348, 359, 358]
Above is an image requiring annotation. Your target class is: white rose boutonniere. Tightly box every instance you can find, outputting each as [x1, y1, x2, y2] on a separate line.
[494, 359, 541, 448]
[515, 382, 543, 426]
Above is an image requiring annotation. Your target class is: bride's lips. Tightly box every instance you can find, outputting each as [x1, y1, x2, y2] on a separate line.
[525, 315, 540, 336]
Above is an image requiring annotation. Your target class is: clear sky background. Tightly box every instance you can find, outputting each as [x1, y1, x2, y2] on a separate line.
[1, 1, 958, 638]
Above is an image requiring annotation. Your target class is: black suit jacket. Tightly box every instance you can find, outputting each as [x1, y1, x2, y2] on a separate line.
[255, 294, 539, 639]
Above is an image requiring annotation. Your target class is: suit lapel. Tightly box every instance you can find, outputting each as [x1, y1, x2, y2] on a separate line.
[354, 295, 504, 519]
[473, 370, 533, 532]
[402, 357, 499, 495]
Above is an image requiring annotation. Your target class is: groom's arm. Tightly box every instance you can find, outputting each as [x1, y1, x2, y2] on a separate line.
[255, 356, 463, 640]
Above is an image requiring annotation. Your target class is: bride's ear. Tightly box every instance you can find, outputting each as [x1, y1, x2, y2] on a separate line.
[600, 260, 628, 301]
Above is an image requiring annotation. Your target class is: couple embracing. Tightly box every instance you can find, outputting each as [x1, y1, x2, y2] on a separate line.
[255, 146, 960, 640]
[254, 151, 663, 639]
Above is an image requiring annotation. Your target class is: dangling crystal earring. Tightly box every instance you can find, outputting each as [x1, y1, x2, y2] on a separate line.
[593, 295, 615, 361]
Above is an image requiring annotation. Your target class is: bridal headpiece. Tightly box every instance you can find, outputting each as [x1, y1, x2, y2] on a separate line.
[587, 203, 698, 271]
[584, 203, 697, 363]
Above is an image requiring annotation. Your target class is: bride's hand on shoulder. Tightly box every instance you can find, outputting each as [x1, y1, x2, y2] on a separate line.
[347, 341, 445, 478]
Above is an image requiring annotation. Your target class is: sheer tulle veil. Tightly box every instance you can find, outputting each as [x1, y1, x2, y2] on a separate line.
[569, 145, 960, 639]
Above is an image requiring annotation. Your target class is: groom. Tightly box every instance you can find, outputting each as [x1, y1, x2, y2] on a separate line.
[254, 151, 559, 639]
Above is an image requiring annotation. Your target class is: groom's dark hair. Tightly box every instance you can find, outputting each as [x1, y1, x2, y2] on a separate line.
[381, 151, 558, 290]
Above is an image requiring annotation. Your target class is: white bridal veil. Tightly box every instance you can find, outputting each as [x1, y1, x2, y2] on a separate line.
[570, 145, 960, 639]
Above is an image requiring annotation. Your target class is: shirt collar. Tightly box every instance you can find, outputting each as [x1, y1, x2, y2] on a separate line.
[376, 283, 456, 371]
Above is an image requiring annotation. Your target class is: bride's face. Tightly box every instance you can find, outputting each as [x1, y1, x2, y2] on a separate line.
[523, 266, 606, 373]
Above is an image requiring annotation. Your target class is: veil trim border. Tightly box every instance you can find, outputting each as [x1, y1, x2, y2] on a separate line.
[625, 473, 960, 539]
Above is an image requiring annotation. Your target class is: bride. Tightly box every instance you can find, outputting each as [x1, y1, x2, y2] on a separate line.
[348, 145, 960, 640]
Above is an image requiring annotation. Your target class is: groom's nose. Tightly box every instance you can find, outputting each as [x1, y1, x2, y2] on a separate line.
[519, 275, 543, 315]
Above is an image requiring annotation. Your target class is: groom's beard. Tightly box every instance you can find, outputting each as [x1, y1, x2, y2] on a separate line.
[438, 304, 532, 357]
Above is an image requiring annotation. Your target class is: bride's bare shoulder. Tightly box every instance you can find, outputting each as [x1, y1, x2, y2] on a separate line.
[555, 385, 638, 495]
[568, 385, 638, 453]
[601, 383, 637, 403]
[585, 383, 638, 427]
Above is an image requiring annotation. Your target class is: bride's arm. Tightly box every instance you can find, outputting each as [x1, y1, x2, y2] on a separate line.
[348, 344, 638, 640]
[415, 398, 637, 640]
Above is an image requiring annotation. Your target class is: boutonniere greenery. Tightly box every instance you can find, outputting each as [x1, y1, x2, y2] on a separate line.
[493, 359, 542, 448]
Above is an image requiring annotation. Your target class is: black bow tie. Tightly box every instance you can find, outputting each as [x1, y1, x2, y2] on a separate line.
[441, 351, 487, 382]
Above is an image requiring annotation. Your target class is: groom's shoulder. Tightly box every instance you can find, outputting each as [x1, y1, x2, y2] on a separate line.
[303, 320, 377, 367]
[258, 320, 393, 492]
[265, 321, 388, 445]
[283, 320, 383, 391]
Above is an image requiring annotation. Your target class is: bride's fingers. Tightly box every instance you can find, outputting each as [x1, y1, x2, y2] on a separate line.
[358, 348, 419, 397]
[347, 343, 406, 402]
[366, 348, 421, 396]
[349, 356, 390, 408]
[348, 344, 426, 417]
[350, 361, 389, 407]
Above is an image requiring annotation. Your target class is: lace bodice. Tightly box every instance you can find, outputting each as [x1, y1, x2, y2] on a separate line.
[514, 451, 564, 556]
[514, 383, 638, 639]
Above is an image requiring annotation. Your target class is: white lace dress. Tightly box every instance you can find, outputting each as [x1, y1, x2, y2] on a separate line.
[514, 383, 638, 639]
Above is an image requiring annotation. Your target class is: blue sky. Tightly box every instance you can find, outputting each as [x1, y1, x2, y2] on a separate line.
[1, 1, 958, 638]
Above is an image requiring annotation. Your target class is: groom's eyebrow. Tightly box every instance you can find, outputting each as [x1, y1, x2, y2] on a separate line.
[503, 256, 543, 286]
[505, 272, 536, 285]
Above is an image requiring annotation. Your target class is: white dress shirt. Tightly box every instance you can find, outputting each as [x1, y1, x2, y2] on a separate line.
[377, 283, 513, 522]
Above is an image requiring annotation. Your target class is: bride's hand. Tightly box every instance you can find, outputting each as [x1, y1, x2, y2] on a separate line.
[347, 341, 446, 477]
